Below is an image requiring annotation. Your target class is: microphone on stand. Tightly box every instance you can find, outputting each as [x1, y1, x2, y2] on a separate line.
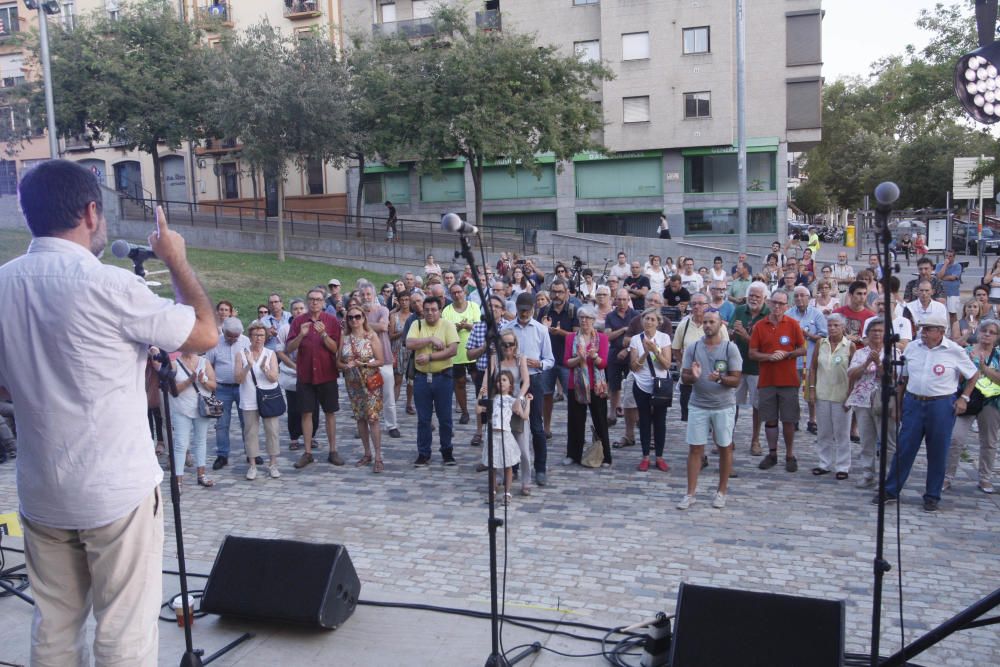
[111, 239, 158, 277]
[441, 212, 479, 235]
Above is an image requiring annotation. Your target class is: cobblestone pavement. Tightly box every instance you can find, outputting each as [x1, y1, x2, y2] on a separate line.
[1, 388, 998, 665]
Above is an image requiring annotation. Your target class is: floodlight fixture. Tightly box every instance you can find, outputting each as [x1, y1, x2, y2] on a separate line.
[41, 0, 60, 15]
[955, 46, 1000, 124]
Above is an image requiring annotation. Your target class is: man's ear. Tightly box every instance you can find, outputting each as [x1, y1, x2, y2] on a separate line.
[80, 201, 101, 232]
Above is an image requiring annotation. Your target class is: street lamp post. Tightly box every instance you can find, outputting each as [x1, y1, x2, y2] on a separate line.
[23, 0, 61, 159]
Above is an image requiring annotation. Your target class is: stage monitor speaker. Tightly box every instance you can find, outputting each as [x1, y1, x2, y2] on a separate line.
[669, 582, 844, 667]
[201, 536, 360, 630]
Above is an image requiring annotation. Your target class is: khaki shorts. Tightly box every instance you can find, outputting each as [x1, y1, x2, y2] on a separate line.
[735, 374, 759, 408]
[622, 373, 637, 409]
[758, 385, 801, 424]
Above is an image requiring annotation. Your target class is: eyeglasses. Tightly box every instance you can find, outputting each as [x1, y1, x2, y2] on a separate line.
[502, 342, 516, 348]
[347, 314, 363, 321]
[308, 297, 324, 301]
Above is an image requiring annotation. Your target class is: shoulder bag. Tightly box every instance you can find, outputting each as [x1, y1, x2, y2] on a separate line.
[643, 333, 673, 408]
[247, 350, 286, 418]
[964, 348, 998, 416]
[177, 359, 223, 418]
[352, 334, 384, 392]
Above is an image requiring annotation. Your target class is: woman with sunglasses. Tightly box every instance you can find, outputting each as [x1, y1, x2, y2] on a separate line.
[256, 305, 269, 320]
[480, 329, 532, 494]
[338, 305, 386, 473]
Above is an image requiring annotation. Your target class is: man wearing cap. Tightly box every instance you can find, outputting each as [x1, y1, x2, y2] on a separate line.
[206, 317, 249, 469]
[502, 292, 555, 485]
[878, 313, 978, 512]
[324, 279, 345, 319]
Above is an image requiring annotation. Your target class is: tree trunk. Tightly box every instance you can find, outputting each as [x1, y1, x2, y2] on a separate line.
[277, 178, 286, 262]
[355, 153, 365, 238]
[472, 156, 484, 229]
[150, 142, 163, 204]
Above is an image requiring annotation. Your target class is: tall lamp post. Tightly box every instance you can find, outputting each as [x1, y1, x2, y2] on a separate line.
[23, 0, 61, 158]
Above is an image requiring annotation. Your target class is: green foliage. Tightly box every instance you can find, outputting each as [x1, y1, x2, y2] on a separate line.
[791, 178, 827, 217]
[359, 7, 613, 225]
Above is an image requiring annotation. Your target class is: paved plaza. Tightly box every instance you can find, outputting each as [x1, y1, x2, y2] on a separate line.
[1, 389, 998, 665]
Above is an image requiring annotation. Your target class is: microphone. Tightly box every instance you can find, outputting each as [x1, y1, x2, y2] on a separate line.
[441, 212, 479, 235]
[111, 239, 157, 263]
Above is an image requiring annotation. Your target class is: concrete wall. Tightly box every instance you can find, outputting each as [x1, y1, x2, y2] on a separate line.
[0, 195, 21, 230]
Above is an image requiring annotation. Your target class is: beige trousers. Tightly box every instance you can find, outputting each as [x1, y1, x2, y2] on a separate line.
[21, 487, 163, 667]
[947, 406, 1000, 485]
[242, 409, 280, 458]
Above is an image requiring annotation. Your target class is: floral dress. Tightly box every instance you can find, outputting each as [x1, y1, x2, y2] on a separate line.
[340, 333, 383, 422]
[392, 311, 408, 372]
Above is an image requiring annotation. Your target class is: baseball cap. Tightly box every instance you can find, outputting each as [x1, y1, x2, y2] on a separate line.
[917, 313, 948, 329]
[515, 292, 534, 311]
[328, 278, 341, 287]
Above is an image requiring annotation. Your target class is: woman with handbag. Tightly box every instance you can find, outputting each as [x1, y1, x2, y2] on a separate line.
[629, 307, 672, 472]
[808, 313, 855, 479]
[945, 319, 1000, 494]
[235, 321, 282, 481]
[338, 305, 386, 473]
[153, 348, 219, 488]
[845, 318, 895, 489]
[564, 305, 611, 467]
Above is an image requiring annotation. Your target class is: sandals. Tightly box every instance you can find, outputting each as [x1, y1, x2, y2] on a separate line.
[616, 406, 624, 418]
[811, 468, 830, 476]
[470, 433, 483, 447]
[373, 459, 384, 474]
[197, 474, 215, 487]
[155, 441, 165, 456]
[612, 437, 635, 449]
[406, 405, 416, 415]
[835, 472, 849, 481]
[355, 454, 373, 468]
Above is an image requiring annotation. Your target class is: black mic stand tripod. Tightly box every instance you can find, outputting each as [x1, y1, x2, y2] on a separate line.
[455, 232, 541, 667]
[868, 190, 1000, 666]
[153, 350, 253, 666]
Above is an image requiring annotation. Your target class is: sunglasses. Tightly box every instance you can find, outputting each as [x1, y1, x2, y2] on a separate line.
[347, 314, 363, 321]
[502, 342, 516, 348]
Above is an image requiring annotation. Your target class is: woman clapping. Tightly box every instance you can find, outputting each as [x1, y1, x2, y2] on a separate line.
[235, 321, 282, 481]
[339, 305, 386, 473]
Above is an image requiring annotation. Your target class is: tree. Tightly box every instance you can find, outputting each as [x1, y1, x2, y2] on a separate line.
[207, 22, 350, 261]
[366, 7, 613, 227]
[791, 178, 827, 219]
[26, 0, 212, 202]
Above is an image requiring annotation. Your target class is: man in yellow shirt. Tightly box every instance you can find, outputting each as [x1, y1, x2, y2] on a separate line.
[442, 283, 481, 426]
[406, 296, 460, 466]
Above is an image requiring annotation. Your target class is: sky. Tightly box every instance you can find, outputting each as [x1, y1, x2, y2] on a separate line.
[822, 0, 947, 81]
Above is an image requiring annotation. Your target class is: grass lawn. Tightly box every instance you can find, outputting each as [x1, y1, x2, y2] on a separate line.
[0, 228, 396, 323]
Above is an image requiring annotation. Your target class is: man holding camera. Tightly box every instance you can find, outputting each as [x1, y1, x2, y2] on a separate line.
[0, 160, 216, 666]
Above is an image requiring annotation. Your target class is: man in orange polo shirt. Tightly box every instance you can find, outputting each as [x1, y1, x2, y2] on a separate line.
[749, 290, 807, 472]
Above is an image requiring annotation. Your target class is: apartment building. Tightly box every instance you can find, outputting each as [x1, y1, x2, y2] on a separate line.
[343, 0, 823, 241]
[2, 0, 349, 213]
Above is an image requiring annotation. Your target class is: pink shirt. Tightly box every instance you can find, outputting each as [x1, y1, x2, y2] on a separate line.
[563, 332, 609, 390]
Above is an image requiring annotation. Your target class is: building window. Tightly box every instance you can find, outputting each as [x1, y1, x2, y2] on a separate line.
[0, 5, 18, 35]
[573, 0, 599, 5]
[221, 163, 239, 199]
[786, 11, 822, 66]
[684, 91, 711, 118]
[306, 158, 324, 195]
[574, 40, 600, 63]
[379, 2, 395, 23]
[0, 53, 24, 88]
[685, 152, 776, 193]
[682, 26, 709, 54]
[684, 207, 777, 235]
[411, 0, 431, 19]
[362, 171, 410, 204]
[623, 96, 650, 123]
[622, 32, 649, 61]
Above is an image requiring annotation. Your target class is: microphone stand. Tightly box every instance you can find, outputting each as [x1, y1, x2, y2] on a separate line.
[153, 350, 253, 667]
[455, 232, 540, 667]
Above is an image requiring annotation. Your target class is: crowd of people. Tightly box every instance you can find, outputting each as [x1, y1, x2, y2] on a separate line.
[119, 240, 998, 514]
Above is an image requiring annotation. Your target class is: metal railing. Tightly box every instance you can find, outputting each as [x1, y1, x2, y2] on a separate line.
[283, 0, 320, 17]
[372, 17, 437, 39]
[117, 193, 532, 259]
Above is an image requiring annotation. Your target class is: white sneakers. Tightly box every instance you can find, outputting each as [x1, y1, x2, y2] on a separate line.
[677, 492, 727, 510]
[247, 463, 281, 480]
[246, 465, 257, 481]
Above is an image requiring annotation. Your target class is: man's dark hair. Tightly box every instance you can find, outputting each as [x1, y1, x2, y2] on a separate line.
[848, 280, 868, 295]
[423, 296, 443, 311]
[19, 159, 103, 237]
[917, 256, 933, 268]
[888, 275, 900, 292]
[975, 284, 989, 295]
[582, 268, 593, 278]
[550, 278, 568, 291]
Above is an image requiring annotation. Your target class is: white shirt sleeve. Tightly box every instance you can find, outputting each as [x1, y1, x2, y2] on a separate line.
[116, 273, 196, 352]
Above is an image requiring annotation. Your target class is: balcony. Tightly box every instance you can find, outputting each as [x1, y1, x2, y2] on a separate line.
[372, 17, 437, 39]
[64, 134, 92, 152]
[475, 9, 501, 31]
[0, 73, 25, 89]
[283, 0, 320, 20]
[195, 3, 233, 30]
[195, 137, 241, 155]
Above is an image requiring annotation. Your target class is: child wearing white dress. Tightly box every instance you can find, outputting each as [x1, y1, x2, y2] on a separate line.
[479, 370, 528, 505]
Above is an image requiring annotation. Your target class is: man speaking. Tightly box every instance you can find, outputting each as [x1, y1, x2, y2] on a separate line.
[0, 160, 216, 665]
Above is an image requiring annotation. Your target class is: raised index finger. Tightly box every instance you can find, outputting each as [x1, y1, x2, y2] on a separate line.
[155, 205, 169, 238]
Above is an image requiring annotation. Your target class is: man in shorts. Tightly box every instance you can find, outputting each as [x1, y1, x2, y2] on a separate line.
[678, 309, 743, 510]
[287, 286, 344, 468]
[750, 290, 807, 472]
[728, 281, 769, 455]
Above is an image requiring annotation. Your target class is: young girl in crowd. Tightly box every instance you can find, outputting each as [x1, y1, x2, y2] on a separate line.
[479, 370, 528, 506]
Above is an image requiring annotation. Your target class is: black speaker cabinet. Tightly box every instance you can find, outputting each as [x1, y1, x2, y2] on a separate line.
[670, 583, 845, 667]
[201, 536, 361, 630]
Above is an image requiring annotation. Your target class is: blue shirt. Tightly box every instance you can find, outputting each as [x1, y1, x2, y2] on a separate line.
[715, 301, 735, 322]
[787, 304, 828, 370]
[934, 261, 963, 298]
[501, 317, 555, 374]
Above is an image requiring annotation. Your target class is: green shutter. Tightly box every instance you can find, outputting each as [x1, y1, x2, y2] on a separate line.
[384, 173, 410, 202]
[483, 165, 556, 199]
[420, 170, 465, 202]
[575, 158, 662, 199]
